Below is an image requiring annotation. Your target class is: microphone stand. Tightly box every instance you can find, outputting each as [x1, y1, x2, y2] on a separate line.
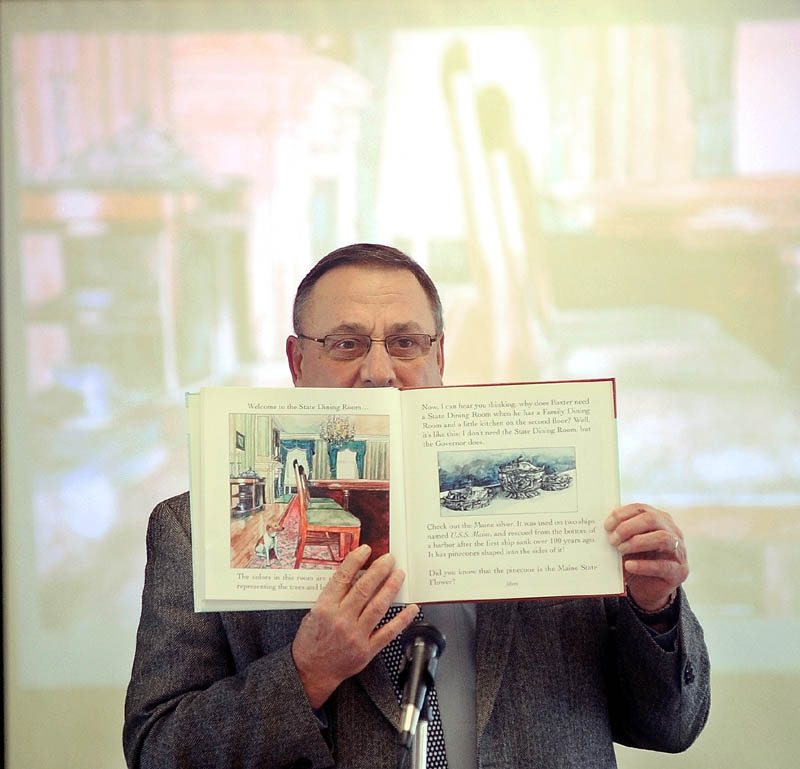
[395, 622, 446, 769]
[411, 690, 432, 769]
[398, 691, 431, 769]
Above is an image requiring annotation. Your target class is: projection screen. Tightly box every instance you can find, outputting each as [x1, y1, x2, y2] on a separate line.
[2, 2, 799, 767]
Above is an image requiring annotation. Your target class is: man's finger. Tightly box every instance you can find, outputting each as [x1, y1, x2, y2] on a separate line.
[604, 503, 651, 531]
[340, 551, 398, 611]
[369, 603, 420, 653]
[625, 556, 688, 583]
[356, 566, 410, 630]
[606, 506, 683, 546]
[616, 530, 682, 557]
[316, 544, 373, 603]
[605, 503, 672, 533]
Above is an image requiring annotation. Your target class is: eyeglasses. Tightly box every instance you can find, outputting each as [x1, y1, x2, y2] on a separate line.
[297, 332, 438, 361]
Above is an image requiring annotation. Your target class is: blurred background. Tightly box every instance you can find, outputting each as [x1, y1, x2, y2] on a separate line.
[2, 1, 799, 767]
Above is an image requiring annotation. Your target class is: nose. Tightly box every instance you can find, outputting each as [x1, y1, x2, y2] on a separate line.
[357, 340, 398, 387]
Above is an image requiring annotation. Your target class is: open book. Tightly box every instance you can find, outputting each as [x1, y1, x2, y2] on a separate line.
[188, 379, 624, 611]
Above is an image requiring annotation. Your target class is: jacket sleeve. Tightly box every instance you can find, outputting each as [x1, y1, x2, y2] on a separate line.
[605, 588, 711, 752]
[123, 494, 335, 769]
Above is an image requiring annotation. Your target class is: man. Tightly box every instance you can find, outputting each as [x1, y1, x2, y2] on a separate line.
[124, 244, 710, 769]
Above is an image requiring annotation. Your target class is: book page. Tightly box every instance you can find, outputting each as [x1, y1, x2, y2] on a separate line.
[191, 386, 405, 610]
[400, 380, 623, 602]
[189, 391, 311, 612]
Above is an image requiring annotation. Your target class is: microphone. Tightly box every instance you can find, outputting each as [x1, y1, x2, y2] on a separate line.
[397, 622, 446, 750]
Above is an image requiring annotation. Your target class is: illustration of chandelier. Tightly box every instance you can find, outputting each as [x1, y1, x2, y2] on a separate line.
[319, 415, 355, 448]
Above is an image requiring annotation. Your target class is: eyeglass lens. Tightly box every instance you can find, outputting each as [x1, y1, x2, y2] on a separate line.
[322, 334, 432, 360]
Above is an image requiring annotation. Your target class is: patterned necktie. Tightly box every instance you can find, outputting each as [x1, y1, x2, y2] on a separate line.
[379, 606, 448, 769]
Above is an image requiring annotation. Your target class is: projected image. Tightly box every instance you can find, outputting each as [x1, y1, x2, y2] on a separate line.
[3, 9, 800, 769]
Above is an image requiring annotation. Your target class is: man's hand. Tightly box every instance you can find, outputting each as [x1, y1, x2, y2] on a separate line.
[604, 503, 689, 612]
[291, 544, 419, 708]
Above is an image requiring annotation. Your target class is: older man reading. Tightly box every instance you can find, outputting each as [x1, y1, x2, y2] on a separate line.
[124, 244, 709, 769]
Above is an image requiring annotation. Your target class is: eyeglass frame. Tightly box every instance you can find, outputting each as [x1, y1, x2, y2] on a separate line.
[296, 332, 439, 361]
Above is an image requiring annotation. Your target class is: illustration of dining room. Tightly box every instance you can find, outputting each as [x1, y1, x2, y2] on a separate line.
[229, 412, 391, 570]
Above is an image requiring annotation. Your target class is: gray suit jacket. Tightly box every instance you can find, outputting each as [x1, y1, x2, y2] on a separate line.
[124, 493, 710, 769]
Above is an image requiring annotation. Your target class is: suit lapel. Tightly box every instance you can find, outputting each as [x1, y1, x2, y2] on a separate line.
[353, 603, 519, 738]
[356, 655, 401, 728]
[475, 602, 517, 739]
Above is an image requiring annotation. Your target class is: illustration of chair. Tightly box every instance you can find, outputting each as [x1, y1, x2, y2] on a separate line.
[292, 459, 344, 511]
[293, 462, 361, 569]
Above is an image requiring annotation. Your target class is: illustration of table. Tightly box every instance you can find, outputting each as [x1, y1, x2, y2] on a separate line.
[310, 479, 390, 560]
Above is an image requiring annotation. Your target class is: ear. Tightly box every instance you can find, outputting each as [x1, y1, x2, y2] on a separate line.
[286, 335, 304, 385]
[436, 332, 445, 379]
